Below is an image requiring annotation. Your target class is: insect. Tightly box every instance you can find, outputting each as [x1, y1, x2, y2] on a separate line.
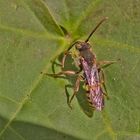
[45, 17, 116, 111]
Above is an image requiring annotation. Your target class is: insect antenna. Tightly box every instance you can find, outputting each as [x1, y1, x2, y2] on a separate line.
[85, 17, 108, 43]
[67, 41, 79, 51]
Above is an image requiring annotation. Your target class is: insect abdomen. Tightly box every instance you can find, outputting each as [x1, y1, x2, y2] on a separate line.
[85, 81, 105, 111]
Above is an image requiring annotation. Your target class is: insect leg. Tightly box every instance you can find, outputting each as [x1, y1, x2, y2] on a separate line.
[43, 64, 82, 77]
[69, 75, 82, 106]
[99, 68, 109, 99]
[50, 41, 79, 72]
[61, 41, 79, 68]
[97, 60, 117, 69]
[61, 51, 71, 68]
[44, 70, 77, 78]
[50, 50, 72, 73]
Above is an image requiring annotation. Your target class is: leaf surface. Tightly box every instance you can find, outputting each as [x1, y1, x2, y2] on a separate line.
[0, 0, 140, 140]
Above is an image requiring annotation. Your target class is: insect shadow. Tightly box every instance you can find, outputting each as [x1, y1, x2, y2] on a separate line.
[42, 17, 118, 117]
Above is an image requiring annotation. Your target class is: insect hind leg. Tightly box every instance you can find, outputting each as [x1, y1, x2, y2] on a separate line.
[98, 68, 109, 100]
[69, 75, 83, 106]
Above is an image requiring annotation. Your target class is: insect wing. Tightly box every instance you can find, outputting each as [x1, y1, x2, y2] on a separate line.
[81, 58, 104, 111]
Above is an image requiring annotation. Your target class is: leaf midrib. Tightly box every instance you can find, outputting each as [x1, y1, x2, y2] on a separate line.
[0, 0, 67, 131]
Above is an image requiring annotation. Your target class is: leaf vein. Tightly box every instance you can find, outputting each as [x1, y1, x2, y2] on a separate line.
[73, 0, 102, 32]
[0, 24, 63, 40]
[0, 95, 19, 105]
[0, 43, 66, 137]
[9, 126, 26, 140]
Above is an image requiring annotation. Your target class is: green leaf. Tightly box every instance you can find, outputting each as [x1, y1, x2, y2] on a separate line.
[0, 0, 140, 140]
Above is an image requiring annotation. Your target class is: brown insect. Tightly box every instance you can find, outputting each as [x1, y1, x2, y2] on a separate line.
[43, 17, 117, 111]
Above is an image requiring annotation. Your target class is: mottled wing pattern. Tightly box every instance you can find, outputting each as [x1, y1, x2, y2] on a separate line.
[81, 58, 104, 111]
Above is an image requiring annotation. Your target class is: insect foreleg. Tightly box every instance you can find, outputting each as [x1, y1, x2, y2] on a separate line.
[61, 41, 79, 68]
[61, 51, 71, 68]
